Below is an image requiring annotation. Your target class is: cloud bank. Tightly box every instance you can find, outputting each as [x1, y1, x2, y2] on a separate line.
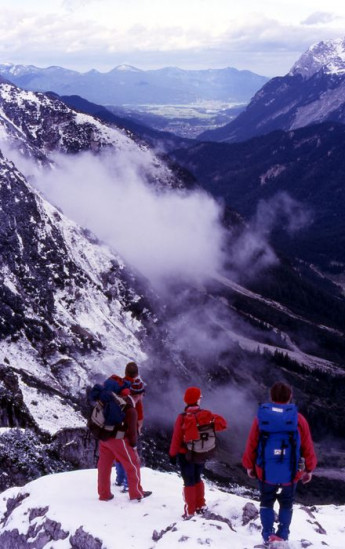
[0, 0, 344, 75]
[33, 151, 226, 289]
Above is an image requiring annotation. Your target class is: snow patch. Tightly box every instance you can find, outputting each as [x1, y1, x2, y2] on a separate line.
[0, 468, 343, 548]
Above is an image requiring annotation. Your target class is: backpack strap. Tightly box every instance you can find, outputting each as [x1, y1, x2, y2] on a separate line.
[259, 431, 269, 482]
[289, 432, 297, 483]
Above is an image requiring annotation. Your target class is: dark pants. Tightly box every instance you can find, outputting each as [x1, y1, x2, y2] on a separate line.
[177, 453, 206, 515]
[178, 453, 204, 486]
[258, 481, 296, 541]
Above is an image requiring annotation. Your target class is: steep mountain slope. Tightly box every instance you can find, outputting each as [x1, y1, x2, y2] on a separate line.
[172, 121, 345, 274]
[200, 38, 345, 143]
[0, 78, 188, 489]
[0, 77, 182, 190]
[0, 64, 268, 106]
[0, 145, 162, 475]
[53, 92, 193, 154]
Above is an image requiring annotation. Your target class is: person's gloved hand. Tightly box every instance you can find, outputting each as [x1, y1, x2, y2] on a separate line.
[301, 472, 313, 484]
[169, 455, 177, 465]
[247, 468, 256, 479]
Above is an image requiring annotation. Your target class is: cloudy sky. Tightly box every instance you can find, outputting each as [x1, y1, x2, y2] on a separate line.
[1, 0, 344, 76]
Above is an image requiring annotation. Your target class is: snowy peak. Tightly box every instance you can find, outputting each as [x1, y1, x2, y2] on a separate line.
[113, 64, 142, 72]
[290, 37, 345, 78]
[201, 36, 345, 142]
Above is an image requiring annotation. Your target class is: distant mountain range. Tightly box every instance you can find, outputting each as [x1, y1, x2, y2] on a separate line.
[0, 63, 268, 106]
[200, 38, 345, 142]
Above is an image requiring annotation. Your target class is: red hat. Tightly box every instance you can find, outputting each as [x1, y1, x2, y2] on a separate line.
[184, 386, 202, 405]
[130, 376, 146, 394]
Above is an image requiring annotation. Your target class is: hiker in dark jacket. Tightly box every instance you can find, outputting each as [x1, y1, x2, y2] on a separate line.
[169, 386, 227, 518]
[242, 382, 317, 545]
[97, 375, 151, 502]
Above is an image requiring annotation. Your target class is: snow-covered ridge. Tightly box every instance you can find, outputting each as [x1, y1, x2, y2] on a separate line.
[114, 64, 142, 72]
[290, 37, 345, 78]
[0, 79, 178, 189]
[0, 467, 343, 549]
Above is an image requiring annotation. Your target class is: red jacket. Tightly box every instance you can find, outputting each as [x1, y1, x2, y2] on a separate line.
[124, 375, 144, 422]
[242, 412, 317, 483]
[169, 405, 227, 457]
[115, 398, 138, 447]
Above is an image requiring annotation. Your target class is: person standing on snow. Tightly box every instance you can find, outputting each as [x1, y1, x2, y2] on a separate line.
[242, 381, 317, 546]
[169, 386, 227, 518]
[97, 374, 151, 502]
[114, 362, 146, 492]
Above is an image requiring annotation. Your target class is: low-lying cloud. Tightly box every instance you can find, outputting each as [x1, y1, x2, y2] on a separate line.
[29, 149, 312, 295]
[33, 151, 226, 290]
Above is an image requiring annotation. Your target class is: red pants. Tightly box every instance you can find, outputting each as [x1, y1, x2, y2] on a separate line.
[98, 438, 144, 500]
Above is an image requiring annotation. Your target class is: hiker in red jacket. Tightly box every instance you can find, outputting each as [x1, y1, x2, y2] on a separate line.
[97, 379, 151, 502]
[124, 361, 146, 433]
[242, 382, 317, 545]
[169, 386, 227, 518]
[114, 362, 146, 491]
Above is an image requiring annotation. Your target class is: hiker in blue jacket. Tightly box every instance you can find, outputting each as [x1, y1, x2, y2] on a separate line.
[243, 382, 317, 546]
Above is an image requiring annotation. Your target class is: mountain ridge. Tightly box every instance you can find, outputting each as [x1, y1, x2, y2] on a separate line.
[199, 37, 345, 143]
[0, 63, 268, 106]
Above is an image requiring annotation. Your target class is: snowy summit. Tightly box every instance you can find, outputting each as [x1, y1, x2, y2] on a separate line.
[0, 467, 344, 548]
[113, 64, 142, 72]
[290, 37, 345, 78]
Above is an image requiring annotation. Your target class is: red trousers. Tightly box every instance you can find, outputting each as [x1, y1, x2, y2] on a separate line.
[98, 438, 144, 500]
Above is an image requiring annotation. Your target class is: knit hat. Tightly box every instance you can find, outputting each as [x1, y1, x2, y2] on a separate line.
[130, 376, 146, 394]
[184, 386, 202, 405]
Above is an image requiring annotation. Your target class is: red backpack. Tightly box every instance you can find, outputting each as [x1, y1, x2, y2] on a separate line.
[182, 409, 218, 463]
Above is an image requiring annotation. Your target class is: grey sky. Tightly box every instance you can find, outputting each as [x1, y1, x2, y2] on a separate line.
[0, 0, 344, 76]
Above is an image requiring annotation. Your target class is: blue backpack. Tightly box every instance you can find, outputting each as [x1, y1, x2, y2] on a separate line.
[87, 377, 130, 440]
[256, 403, 301, 484]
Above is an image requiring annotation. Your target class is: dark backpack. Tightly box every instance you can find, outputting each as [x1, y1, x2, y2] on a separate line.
[183, 409, 217, 463]
[87, 383, 127, 441]
[256, 403, 301, 484]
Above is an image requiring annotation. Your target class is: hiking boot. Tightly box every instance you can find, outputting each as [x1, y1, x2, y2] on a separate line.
[195, 506, 207, 515]
[122, 485, 128, 493]
[99, 494, 114, 501]
[268, 535, 284, 543]
[135, 490, 152, 501]
[182, 512, 194, 520]
[268, 534, 286, 547]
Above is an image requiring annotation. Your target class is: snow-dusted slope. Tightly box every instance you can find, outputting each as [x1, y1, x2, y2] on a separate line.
[290, 38, 345, 78]
[0, 77, 180, 188]
[0, 151, 148, 436]
[0, 77, 188, 425]
[200, 37, 345, 142]
[0, 467, 342, 549]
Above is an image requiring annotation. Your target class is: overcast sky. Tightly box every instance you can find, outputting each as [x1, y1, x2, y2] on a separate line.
[0, 0, 344, 76]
